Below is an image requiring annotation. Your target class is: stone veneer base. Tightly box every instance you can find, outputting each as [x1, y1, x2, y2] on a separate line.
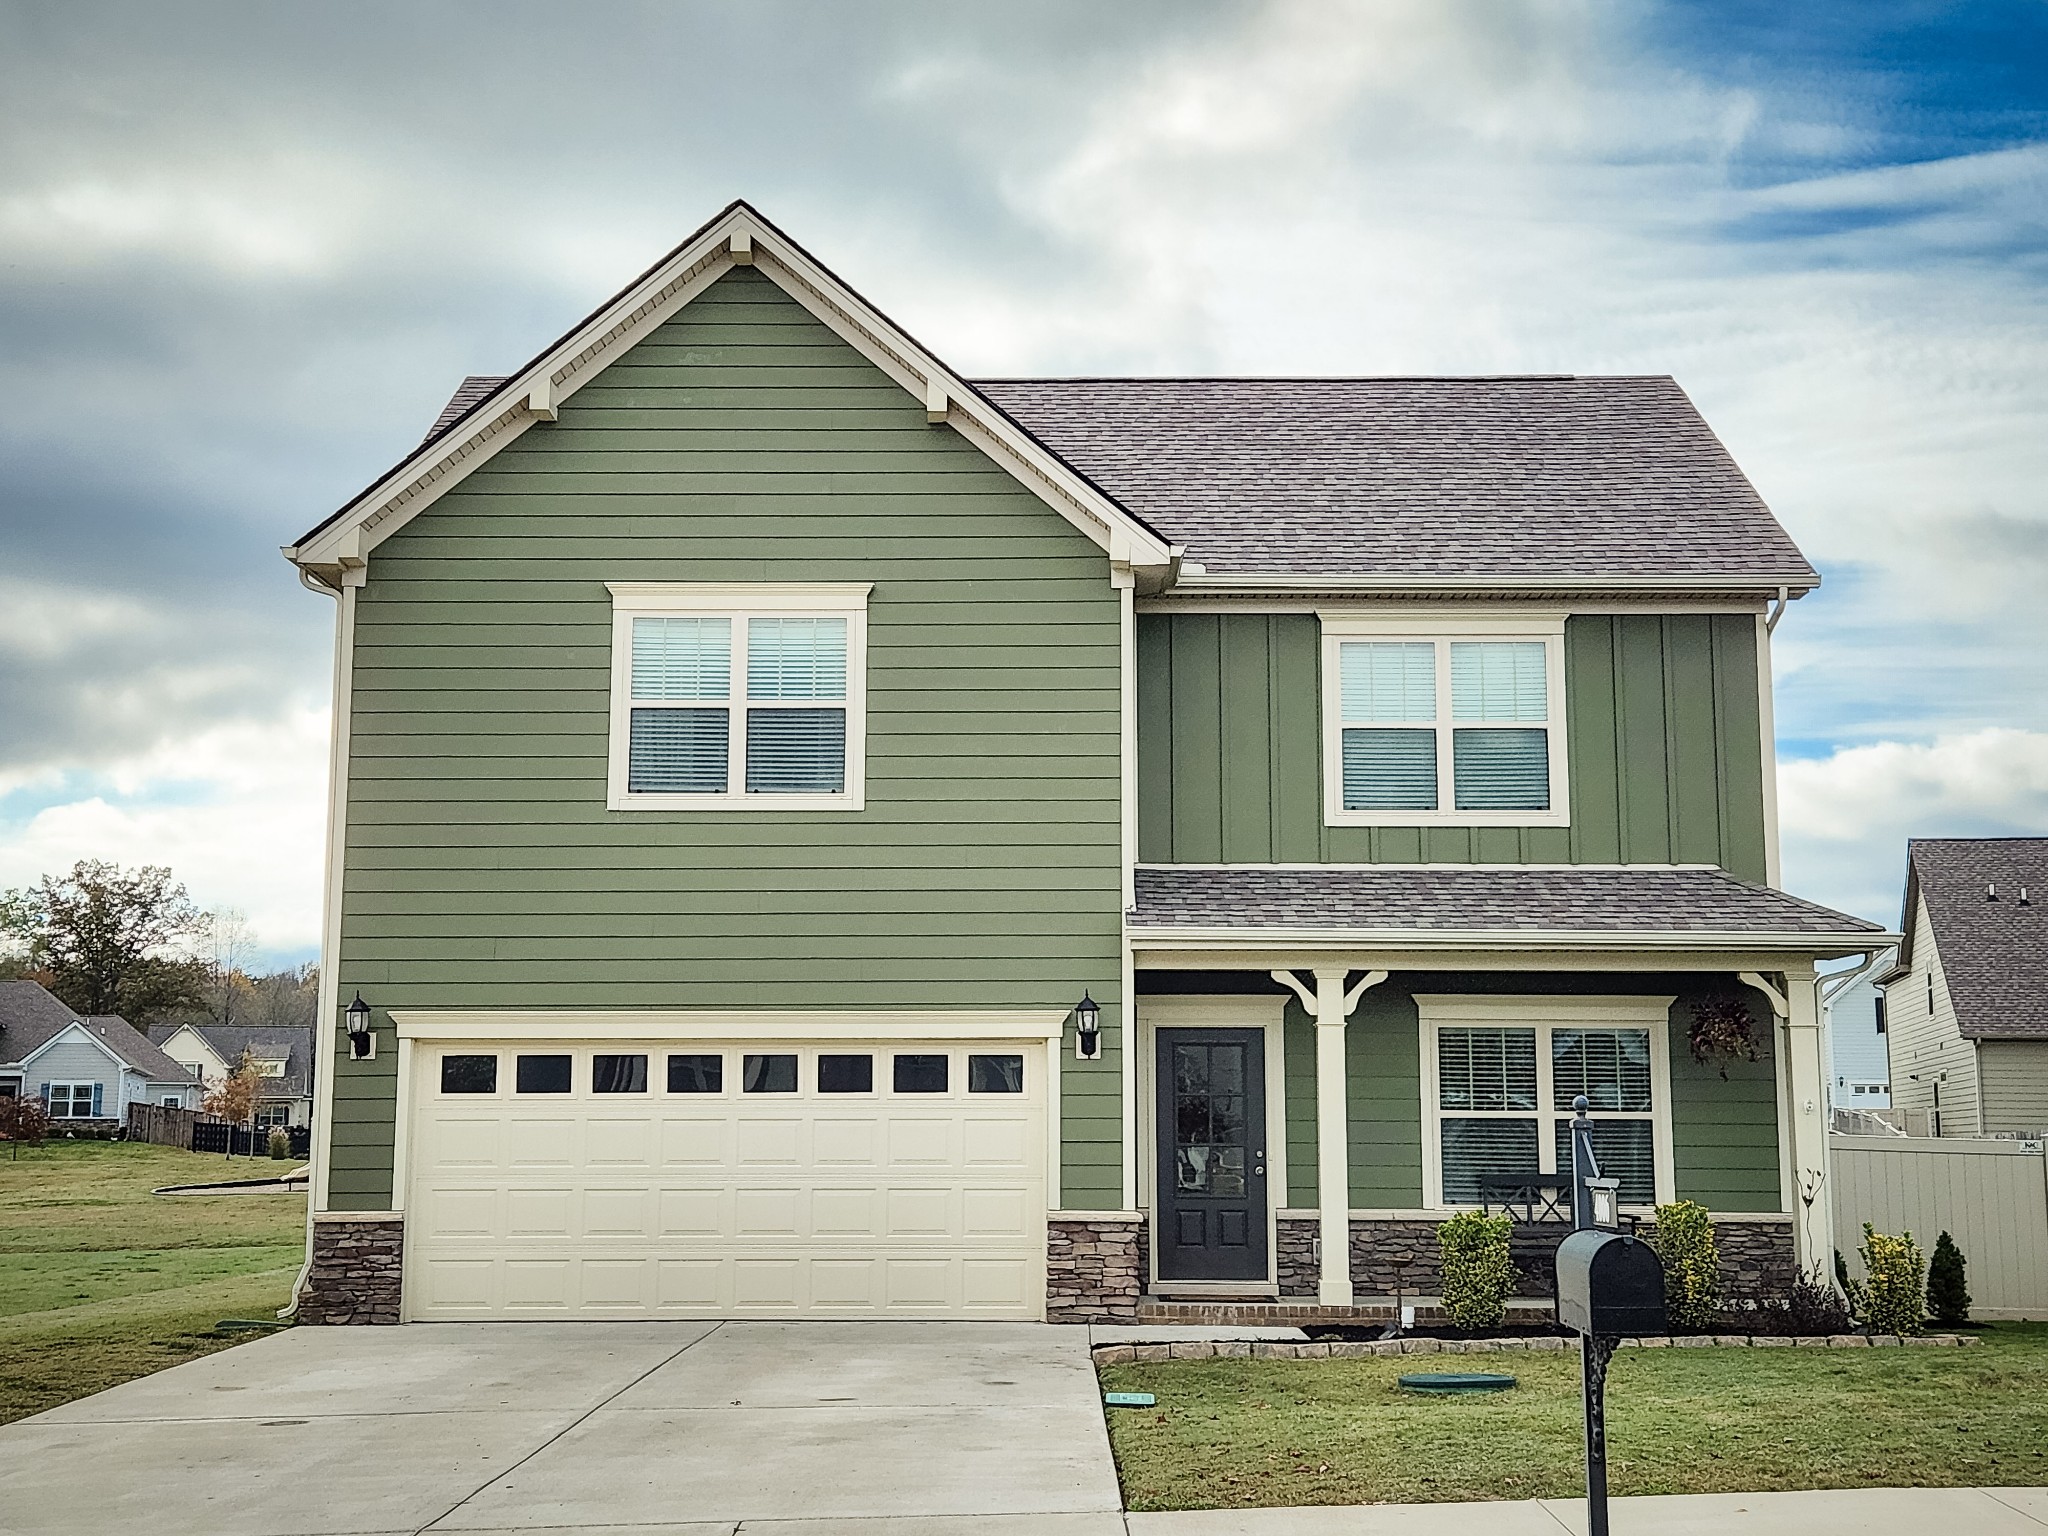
[1275, 1215, 1795, 1303]
[298, 1215, 404, 1325]
[1047, 1216, 1145, 1323]
[1094, 1333, 1979, 1364]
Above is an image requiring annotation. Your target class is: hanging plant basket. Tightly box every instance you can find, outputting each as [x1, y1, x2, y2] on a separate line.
[1688, 995, 1761, 1079]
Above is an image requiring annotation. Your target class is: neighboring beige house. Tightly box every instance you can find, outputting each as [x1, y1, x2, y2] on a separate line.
[147, 1022, 316, 1129]
[1881, 838, 2048, 1137]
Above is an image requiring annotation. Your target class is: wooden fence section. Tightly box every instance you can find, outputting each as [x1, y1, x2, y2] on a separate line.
[124, 1101, 209, 1148]
[1831, 1133, 2048, 1319]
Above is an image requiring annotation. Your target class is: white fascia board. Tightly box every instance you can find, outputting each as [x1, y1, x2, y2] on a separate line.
[286, 204, 1174, 581]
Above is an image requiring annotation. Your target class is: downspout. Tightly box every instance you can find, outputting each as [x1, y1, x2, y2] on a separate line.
[1764, 584, 1789, 634]
[278, 559, 354, 1316]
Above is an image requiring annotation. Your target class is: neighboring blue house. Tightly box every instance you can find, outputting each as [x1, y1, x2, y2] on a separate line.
[0, 981, 201, 1127]
[1823, 950, 1894, 1110]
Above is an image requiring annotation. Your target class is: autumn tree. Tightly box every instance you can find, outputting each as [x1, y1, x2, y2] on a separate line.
[204, 1048, 267, 1158]
[0, 861, 208, 1017]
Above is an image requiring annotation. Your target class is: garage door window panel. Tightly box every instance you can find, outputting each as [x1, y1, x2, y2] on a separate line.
[668, 1054, 723, 1094]
[517, 1055, 573, 1094]
[894, 1054, 949, 1094]
[593, 1054, 648, 1094]
[968, 1054, 1024, 1094]
[818, 1054, 874, 1094]
[441, 1055, 499, 1094]
[744, 1053, 798, 1094]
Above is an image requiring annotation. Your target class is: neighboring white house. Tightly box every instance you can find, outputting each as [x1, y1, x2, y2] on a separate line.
[147, 1021, 316, 1129]
[0, 981, 202, 1125]
[1824, 947, 1894, 1109]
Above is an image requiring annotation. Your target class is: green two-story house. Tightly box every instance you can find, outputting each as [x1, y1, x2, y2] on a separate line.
[284, 202, 1889, 1324]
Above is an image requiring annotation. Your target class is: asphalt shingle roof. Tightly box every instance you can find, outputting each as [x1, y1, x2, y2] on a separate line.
[147, 1022, 314, 1097]
[1906, 838, 2048, 1040]
[974, 376, 1817, 584]
[0, 982, 192, 1079]
[423, 375, 510, 445]
[1129, 865, 1883, 938]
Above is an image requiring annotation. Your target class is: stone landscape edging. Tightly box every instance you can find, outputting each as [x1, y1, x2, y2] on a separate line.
[1094, 1333, 1980, 1364]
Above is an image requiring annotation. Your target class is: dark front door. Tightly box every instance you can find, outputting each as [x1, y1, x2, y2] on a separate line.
[1156, 1028, 1269, 1282]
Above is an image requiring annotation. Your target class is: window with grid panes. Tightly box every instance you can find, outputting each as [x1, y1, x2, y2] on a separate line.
[608, 584, 868, 810]
[1323, 625, 1566, 825]
[1432, 1022, 1659, 1206]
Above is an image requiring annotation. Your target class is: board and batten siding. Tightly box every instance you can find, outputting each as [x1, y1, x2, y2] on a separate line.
[1136, 612, 1768, 877]
[328, 266, 1126, 1212]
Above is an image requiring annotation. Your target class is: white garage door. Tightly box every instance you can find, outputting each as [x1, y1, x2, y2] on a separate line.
[404, 1039, 1048, 1320]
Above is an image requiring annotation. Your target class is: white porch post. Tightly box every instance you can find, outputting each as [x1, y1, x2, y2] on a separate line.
[1311, 968, 1354, 1306]
[1744, 966, 1830, 1276]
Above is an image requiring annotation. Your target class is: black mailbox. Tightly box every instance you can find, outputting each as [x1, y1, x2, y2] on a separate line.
[1555, 1230, 1666, 1337]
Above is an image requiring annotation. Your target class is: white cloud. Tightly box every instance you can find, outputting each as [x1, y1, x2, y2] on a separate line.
[1780, 729, 2048, 920]
[0, 709, 330, 961]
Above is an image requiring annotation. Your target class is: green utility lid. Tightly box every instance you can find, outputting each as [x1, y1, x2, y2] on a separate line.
[1103, 1392, 1157, 1407]
[1396, 1372, 1517, 1395]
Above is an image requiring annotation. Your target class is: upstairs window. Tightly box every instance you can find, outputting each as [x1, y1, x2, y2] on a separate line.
[1320, 616, 1568, 827]
[607, 583, 870, 811]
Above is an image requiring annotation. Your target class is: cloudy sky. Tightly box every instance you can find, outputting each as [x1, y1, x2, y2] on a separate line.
[2, 0, 2044, 965]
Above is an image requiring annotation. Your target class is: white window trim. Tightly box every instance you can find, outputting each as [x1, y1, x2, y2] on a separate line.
[606, 581, 872, 812]
[1319, 611, 1570, 829]
[1416, 994, 1674, 1212]
[46, 1081, 101, 1118]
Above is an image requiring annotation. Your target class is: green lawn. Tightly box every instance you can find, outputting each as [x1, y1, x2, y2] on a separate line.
[1100, 1326, 2048, 1510]
[0, 1140, 306, 1424]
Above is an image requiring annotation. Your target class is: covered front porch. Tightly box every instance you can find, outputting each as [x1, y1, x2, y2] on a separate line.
[1121, 865, 1894, 1317]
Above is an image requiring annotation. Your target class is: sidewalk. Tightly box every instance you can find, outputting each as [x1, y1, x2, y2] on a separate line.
[1125, 1485, 2048, 1533]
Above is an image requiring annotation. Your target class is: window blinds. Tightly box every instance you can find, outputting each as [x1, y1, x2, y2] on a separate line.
[1337, 637, 1553, 814]
[624, 613, 848, 797]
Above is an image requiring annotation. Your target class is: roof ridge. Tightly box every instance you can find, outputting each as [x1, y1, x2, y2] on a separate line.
[971, 374, 1673, 384]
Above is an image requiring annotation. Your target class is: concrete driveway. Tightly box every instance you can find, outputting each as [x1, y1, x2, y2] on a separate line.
[0, 1321, 1125, 1535]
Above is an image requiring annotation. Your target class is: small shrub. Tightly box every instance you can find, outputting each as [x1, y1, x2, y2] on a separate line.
[1437, 1210, 1515, 1332]
[0, 1094, 50, 1152]
[1927, 1231, 1971, 1326]
[1651, 1200, 1720, 1331]
[1784, 1266, 1853, 1333]
[267, 1127, 291, 1160]
[1859, 1222, 1926, 1336]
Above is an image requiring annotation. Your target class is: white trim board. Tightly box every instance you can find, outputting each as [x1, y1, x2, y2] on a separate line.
[284, 201, 1176, 590]
[388, 1009, 1071, 1041]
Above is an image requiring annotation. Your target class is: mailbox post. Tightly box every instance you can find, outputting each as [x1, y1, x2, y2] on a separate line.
[1555, 1095, 1666, 1536]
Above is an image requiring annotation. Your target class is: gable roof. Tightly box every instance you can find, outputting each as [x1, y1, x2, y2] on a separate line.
[147, 1022, 313, 1097]
[973, 377, 1817, 592]
[1896, 837, 2048, 1039]
[285, 200, 1177, 591]
[0, 980, 79, 1066]
[0, 982, 195, 1081]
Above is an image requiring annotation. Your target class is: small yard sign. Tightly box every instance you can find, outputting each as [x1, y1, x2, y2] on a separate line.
[1103, 1392, 1156, 1407]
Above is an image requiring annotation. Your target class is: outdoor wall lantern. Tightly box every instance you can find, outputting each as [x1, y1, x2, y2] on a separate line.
[1073, 992, 1101, 1061]
[345, 993, 376, 1061]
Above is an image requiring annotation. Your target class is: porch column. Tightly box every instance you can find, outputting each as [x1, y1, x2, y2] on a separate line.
[1744, 966, 1830, 1276]
[1312, 968, 1354, 1306]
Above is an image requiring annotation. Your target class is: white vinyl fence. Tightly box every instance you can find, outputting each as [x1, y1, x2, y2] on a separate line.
[1830, 1133, 2048, 1319]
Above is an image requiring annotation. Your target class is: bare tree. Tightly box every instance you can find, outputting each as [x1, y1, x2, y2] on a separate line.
[201, 908, 257, 1028]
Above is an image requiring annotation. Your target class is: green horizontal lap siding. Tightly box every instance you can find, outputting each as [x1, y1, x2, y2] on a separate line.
[329, 266, 1123, 1211]
[1135, 613, 1767, 877]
